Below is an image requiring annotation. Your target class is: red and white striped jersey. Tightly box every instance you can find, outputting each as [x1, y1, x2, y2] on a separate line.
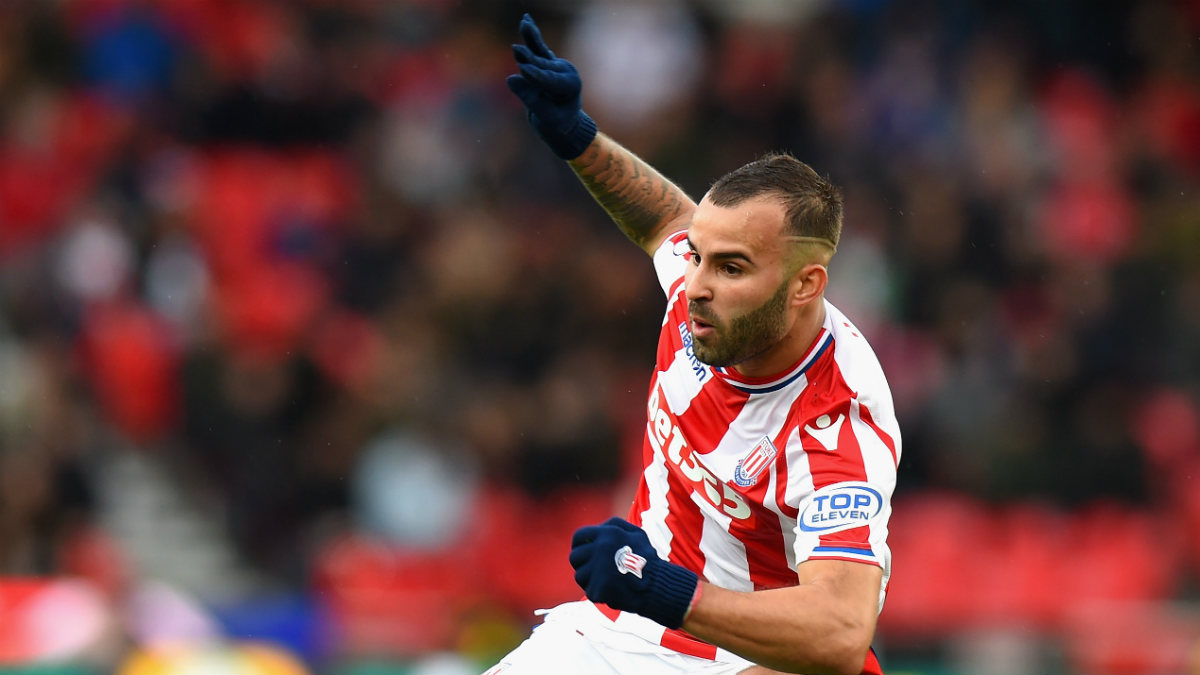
[628, 230, 901, 610]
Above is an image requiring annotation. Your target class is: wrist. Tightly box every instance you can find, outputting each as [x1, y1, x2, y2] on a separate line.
[682, 581, 703, 625]
[645, 559, 700, 629]
[534, 110, 597, 160]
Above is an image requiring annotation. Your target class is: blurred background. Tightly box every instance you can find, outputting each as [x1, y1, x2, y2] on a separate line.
[0, 0, 1198, 673]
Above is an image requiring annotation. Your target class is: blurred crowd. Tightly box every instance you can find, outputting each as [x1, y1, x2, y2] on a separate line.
[0, 0, 1198, 673]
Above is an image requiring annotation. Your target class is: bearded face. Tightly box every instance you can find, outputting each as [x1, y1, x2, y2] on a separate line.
[688, 277, 790, 367]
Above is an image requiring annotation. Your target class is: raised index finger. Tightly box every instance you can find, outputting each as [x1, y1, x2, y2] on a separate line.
[519, 13, 556, 60]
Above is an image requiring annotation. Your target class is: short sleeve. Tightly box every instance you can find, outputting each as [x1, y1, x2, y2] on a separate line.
[790, 389, 899, 613]
[791, 392, 897, 564]
[652, 230, 690, 297]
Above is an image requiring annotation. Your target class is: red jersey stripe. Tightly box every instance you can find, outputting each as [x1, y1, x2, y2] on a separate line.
[677, 381, 751, 456]
[858, 403, 898, 467]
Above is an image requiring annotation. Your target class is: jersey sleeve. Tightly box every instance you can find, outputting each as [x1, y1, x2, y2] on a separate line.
[651, 230, 690, 297]
[790, 392, 899, 572]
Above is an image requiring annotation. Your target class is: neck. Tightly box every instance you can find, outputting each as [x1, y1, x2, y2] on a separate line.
[731, 298, 827, 378]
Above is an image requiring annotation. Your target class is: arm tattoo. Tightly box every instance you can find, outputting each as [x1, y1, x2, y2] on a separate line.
[570, 136, 693, 249]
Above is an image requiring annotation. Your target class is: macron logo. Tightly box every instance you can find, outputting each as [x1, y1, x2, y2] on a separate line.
[614, 546, 646, 579]
[677, 322, 710, 383]
[804, 413, 845, 452]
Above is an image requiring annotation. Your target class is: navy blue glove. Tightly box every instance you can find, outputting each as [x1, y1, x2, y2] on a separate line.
[569, 517, 700, 629]
[506, 13, 598, 160]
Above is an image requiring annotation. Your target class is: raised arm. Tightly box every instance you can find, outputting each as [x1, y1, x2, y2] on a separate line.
[507, 14, 693, 256]
[569, 133, 694, 255]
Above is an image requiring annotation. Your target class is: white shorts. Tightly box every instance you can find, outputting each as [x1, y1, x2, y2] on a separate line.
[481, 601, 756, 675]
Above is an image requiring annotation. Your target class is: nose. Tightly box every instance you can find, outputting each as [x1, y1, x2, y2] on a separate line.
[684, 262, 712, 303]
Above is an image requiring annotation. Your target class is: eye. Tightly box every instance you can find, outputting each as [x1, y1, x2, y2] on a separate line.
[685, 249, 699, 264]
[719, 263, 742, 276]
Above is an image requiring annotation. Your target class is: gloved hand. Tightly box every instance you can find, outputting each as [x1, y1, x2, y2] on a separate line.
[569, 517, 700, 629]
[506, 13, 598, 160]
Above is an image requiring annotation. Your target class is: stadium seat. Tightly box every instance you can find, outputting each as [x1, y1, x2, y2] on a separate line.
[1062, 504, 1177, 607]
[311, 533, 474, 657]
[1166, 457, 1200, 567]
[1062, 602, 1198, 674]
[971, 502, 1068, 626]
[879, 493, 993, 635]
[471, 485, 618, 618]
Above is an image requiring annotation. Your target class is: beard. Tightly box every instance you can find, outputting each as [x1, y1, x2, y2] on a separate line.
[689, 280, 790, 368]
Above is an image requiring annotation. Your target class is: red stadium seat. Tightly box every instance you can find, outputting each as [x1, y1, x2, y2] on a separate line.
[878, 493, 993, 636]
[311, 533, 475, 657]
[1062, 602, 1199, 674]
[1166, 457, 1200, 567]
[971, 502, 1068, 626]
[1060, 503, 1177, 606]
[471, 485, 619, 618]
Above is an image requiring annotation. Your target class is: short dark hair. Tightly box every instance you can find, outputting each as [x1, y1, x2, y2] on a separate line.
[707, 152, 842, 250]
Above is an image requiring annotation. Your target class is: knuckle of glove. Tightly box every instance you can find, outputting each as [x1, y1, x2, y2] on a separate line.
[566, 535, 595, 566]
[597, 526, 631, 550]
[572, 523, 603, 546]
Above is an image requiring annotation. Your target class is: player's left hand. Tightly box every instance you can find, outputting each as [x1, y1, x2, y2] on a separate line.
[506, 13, 597, 160]
[569, 517, 700, 629]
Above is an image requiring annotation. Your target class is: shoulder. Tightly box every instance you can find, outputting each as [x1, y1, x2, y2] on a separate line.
[822, 302, 894, 405]
[651, 230, 689, 296]
[792, 302, 900, 445]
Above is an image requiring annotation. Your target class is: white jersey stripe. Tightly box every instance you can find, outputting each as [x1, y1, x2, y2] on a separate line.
[661, 342, 709, 416]
[697, 501, 753, 591]
[847, 395, 896, 610]
[639, 404, 676, 559]
[760, 453, 798, 573]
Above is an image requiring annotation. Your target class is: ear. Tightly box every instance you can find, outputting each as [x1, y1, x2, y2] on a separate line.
[789, 263, 828, 308]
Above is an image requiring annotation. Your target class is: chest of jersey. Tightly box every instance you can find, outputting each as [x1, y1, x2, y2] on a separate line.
[646, 378, 755, 521]
[645, 346, 804, 525]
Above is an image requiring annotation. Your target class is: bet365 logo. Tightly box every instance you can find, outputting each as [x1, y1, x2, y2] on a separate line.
[646, 385, 751, 520]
